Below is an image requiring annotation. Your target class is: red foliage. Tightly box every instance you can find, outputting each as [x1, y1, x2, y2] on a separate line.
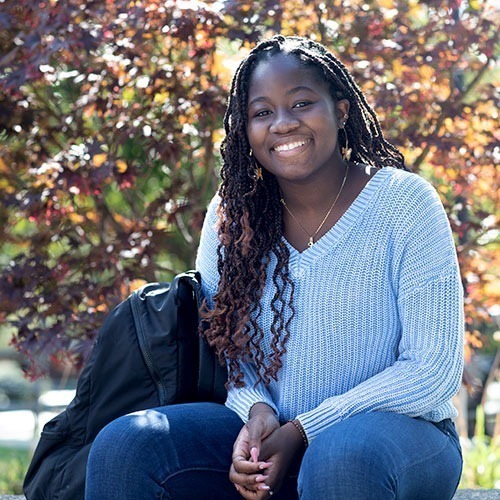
[0, 0, 497, 377]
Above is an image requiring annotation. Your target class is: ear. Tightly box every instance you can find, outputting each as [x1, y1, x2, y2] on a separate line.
[336, 99, 350, 126]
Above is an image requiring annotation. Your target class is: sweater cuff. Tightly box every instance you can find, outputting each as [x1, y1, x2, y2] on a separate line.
[296, 401, 344, 443]
[224, 360, 279, 422]
[225, 385, 279, 423]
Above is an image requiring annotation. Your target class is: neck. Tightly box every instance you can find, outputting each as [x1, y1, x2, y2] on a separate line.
[279, 161, 350, 213]
[279, 161, 351, 251]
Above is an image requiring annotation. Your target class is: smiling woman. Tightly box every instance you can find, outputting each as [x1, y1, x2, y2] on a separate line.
[85, 36, 464, 500]
[245, 52, 351, 251]
[247, 54, 344, 187]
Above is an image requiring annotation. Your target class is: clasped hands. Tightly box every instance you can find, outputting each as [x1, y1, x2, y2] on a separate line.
[229, 404, 305, 499]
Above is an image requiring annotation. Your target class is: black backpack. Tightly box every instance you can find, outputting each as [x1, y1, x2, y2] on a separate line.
[23, 270, 227, 500]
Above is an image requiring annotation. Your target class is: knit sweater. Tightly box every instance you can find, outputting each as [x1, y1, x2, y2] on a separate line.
[195, 167, 464, 443]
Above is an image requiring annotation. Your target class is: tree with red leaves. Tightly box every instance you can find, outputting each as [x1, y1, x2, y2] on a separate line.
[0, 0, 497, 378]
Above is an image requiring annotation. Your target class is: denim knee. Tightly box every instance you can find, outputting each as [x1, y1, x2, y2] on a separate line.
[86, 404, 245, 500]
[88, 409, 178, 476]
[297, 413, 462, 500]
[298, 421, 396, 499]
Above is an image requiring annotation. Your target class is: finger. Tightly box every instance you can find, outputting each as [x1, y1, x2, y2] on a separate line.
[246, 431, 263, 460]
[230, 470, 267, 490]
[234, 483, 257, 500]
[230, 464, 275, 492]
[232, 456, 272, 474]
[255, 481, 275, 499]
[230, 462, 257, 485]
[232, 456, 260, 474]
[233, 430, 251, 459]
[234, 482, 271, 500]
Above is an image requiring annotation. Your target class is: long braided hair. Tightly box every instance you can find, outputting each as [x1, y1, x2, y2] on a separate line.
[202, 35, 405, 388]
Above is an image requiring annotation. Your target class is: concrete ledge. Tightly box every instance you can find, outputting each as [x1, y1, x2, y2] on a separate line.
[2, 491, 499, 499]
[454, 491, 500, 499]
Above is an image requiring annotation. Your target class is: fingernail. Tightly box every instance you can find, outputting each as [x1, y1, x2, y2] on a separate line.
[259, 484, 270, 491]
[250, 446, 258, 462]
[259, 461, 272, 469]
[255, 475, 266, 483]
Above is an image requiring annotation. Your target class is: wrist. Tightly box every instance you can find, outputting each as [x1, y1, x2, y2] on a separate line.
[248, 402, 277, 420]
[287, 419, 308, 449]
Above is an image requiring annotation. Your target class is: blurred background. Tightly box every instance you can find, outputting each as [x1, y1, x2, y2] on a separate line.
[0, 0, 498, 494]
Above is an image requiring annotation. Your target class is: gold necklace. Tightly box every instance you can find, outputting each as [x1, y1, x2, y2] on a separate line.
[280, 164, 350, 248]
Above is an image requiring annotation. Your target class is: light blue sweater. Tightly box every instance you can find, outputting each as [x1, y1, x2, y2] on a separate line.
[195, 167, 464, 442]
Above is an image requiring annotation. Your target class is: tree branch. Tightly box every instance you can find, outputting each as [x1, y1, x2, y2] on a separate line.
[313, 1, 326, 44]
[412, 57, 492, 170]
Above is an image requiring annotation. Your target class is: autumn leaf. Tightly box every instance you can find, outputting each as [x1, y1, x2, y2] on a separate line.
[92, 153, 108, 167]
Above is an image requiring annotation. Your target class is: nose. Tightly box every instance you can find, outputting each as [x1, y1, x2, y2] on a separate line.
[269, 109, 300, 134]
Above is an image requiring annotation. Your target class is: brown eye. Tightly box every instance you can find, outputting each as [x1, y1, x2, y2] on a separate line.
[293, 101, 312, 109]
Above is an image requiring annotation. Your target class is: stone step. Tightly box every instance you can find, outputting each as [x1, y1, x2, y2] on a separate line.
[454, 492, 500, 499]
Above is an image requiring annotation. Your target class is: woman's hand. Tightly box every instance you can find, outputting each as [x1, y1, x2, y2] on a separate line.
[255, 422, 305, 496]
[230, 408, 306, 499]
[230, 404, 279, 499]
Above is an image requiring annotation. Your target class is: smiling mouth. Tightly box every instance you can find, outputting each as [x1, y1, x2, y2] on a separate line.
[273, 139, 311, 152]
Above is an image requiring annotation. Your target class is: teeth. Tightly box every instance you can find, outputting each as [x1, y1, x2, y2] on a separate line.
[274, 140, 308, 152]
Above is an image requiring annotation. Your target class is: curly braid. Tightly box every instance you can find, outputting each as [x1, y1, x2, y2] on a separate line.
[202, 35, 406, 388]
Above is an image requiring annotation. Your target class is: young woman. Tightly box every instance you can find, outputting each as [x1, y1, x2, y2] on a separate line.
[86, 35, 464, 500]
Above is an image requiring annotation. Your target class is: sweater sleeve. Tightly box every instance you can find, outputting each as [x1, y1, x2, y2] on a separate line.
[195, 195, 222, 307]
[195, 195, 278, 422]
[296, 177, 464, 441]
[225, 362, 279, 422]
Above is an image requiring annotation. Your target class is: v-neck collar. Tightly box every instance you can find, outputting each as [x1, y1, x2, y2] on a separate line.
[282, 167, 393, 273]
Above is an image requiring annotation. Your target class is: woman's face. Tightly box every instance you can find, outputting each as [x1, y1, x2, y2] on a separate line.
[246, 53, 349, 186]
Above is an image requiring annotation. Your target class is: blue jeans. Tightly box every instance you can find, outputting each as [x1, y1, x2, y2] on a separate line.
[85, 403, 462, 500]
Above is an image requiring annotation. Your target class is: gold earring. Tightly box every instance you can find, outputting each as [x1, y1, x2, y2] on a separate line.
[255, 164, 263, 180]
[340, 115, 352, 161]
[250, 151, 263, 181]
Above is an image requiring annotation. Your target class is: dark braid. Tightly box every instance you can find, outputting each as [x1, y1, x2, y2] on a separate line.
[202, 35, 406, 388]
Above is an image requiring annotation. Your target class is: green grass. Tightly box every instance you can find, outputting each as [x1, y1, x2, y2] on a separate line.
[460, 436, 500, 489]
[0, 447, 31, 495]
[459, 406, 500, 489]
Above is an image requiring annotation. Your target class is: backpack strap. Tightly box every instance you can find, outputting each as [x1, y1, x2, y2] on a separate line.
[131, 270, 227, 405]
[172, 270, 226, 402]
[131, 271, 202, 405]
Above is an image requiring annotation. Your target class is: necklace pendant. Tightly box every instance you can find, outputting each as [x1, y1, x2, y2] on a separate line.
[308, 237, 314, 248]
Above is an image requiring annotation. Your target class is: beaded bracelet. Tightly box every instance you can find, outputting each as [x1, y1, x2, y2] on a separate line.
[289, 418, 308, 447]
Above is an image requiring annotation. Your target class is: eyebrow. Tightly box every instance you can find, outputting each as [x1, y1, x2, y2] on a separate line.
[248, 85, 316, 107]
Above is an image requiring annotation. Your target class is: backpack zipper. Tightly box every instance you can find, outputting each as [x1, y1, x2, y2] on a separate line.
[130, 291, 169, 406]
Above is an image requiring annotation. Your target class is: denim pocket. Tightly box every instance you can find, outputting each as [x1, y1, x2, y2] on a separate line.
[432, 419, 462, 457]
